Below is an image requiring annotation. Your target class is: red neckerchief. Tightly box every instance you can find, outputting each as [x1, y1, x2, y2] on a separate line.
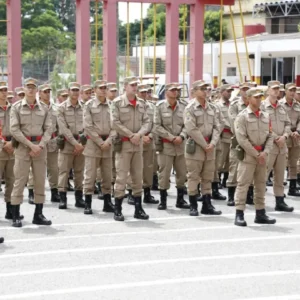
[1, 105, 7, 111]
[171, 104, 176, 111]
[271, 102, 277, 109]
[129, 99, 137, 108]
[254, 110, 260, 118]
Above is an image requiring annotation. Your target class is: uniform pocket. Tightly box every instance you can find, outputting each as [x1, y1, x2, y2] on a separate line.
[34, 110, 45, 125]
[20, 110, 31, 125]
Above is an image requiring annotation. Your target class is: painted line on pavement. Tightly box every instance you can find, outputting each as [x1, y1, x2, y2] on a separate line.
[237, 295, 300, 300]
[0, 250, 300, 278]
[1, 270, 300, 299]
[0, 234, 299, 260]
[6, 221, 300, 243]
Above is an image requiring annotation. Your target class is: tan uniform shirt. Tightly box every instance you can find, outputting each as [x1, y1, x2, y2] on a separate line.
[215, 98, 233, 143]
[144, 100, 155, 150]
[0, 102, 13, 160]
[111, 94, 150, 152]
[279, 97, 300, 147]
[47, 102, 59, 153]
[184, 99, 221, 161]
[153, 99, 187, 156]
[228, 97, 248, 135]
[235, 106, 274, 164]
[83, 97, 115, 158]
[10, 98, 52, 158]
[260, 98, 291, 154]
[57, 98, 83, 154]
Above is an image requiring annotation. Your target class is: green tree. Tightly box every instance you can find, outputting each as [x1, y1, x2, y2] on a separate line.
[204, 11, 228, 41]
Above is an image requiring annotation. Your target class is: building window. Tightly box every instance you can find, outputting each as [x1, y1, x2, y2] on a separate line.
[227, 67, 236, 76]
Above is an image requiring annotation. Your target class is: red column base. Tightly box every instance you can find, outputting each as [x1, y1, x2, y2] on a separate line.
[296, 75, 300, 86]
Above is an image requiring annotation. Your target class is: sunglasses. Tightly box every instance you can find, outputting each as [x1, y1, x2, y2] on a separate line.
[62, 95, 68, 98]
[18, 93, 25, 97]
[43, 90, 51, 94]
[0, 88, 7, 92]
[71, 89, 80, 92]
[130, 83, 138, 87]
[98, 86, 107, 90]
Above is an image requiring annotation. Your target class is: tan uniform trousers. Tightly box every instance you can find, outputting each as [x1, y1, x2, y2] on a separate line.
[11, 153, 47, 205]
[158, 154, 186, 190]
[0, 159, 14, 203]
[287, 146, 300, 179]
[227, 149, 238, 187]
[235, 161, 267, 211]
[186, 159, 214, 196]
[84, 157, 112, 195]
[267, 153, 286, 197]
[27, 151, 59, 189]
[96, 167, 101, 183]
[213, 143, 222, 182]
[58, 153, 84, 192]
[114, 150, 143, 198]
[97, 152, 116, 184]
[153, 152, 159, 174]
[297, 157, 300, 174]
[218, 142, 230, 173]
[143, 145, 154, 188]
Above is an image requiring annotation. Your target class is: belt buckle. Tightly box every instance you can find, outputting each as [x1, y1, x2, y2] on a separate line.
[31, 136, 37, 142]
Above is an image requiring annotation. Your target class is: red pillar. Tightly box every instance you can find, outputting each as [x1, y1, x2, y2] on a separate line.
[76, 0, 91, 84]
[7, 0, 22, 89]
[189, 1, 204, 86]
[295, 55, 300, 86]
[103, 0, 117, 82]
[165, 2, 179, 83]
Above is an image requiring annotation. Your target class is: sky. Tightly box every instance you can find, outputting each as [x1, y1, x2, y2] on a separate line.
[118, 2, 151, 23]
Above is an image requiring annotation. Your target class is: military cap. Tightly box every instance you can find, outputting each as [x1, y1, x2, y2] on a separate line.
[246, 88, 264, 97]
[0, 81, 8, 89]
[68, 82, 81, 90]
[239, 82, 252, 89]
[24, 78, 38, 87]
[94, 80, 107, 88]
[165, 82, 180, 91]
[107, 82, 118, 91]
[57, 89, 69, 96]
[285, 83, 296, 90]
[192, 80, 208, 89]
[267, 80, 281, 89]
[220, 84, 234, 92]
[39, 84, 52, 91]
[123, 76, 140, 85]
[138, 84, 148, 92]
[7, 91, 14, 98]
[296, 87, 300, 94]
[81, 84, 93, 91]
[15, 87, 25, 95]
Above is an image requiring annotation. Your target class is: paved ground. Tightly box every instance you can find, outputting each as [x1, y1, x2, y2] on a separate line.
[0, 177, 300, 300]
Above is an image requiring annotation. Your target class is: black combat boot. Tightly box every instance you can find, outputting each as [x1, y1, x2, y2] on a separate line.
[151, 174, 159, 191]
[246, 186, 254, 205]
[196, 184, 202, 202]
[84, 194, 93, 215]
[67, 179, 74, 191]
[75, 190, 85, 208]
[183, 185, 188, 195]
[11, 205, 22, 227]
[134, 196, 149, 220]
[212, 182, 227, 200]
[114, 198, 125, 221]
[218, 173, 223, 189]
[103, 194, 115, 212]
[51, 188, 60, 203]
[5, 202, 24, 220]
[227, 186, 236, 206]
[0, 236, 3, 243]
[266, 171, 273, 186]
[32, 204, 52, 225]
[127, 189, 135, 205]
[143, 187, 159, 204]
[234, 210, 247, 227]
[297, 174, 300, 188]
[275, 196, 294, 212]
[28, 189, 34, 205]
[254, 209, 276, 224]
[189, 195, 199, 216]
[158, 189, 167, 210]
[58, 192, 67, 209]
[288, 179, 300, 197]
[97, 182, 104, 200]
[222, 172, 229, 188]
[201, 194, 222, 215]
[176, 187, 190, 209]
[94, 182, 99, 194]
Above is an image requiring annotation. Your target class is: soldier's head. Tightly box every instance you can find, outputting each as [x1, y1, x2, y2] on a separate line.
[246, 88, 264, 110]
[94, 80, 107, 100]
[137, 84, 148, 100]
[267, 81, 281, 99]
[15, 87, 25, 101]
[123, 77, 140, 97]
[0, 81, 8, 101]
[220, 84, 233, 101]
[24, 78, 38, 99]
[57, 89, 68, 103]
[239, 82, 251, 99]
[81, 84, 92, 102]
[151, 94, 159, 103]
[107, 83, 118, 101]
[206, 85, 212, 97]
[7, 91, 14, 103]
[165, 83, 180, 101]
[285, 83, 296, 101]
[146, 87, 153, 100]
[279, 84, 285, 99]
[192, 80, 209, 100]
[295, 87, 300, 102]
[38, 84, 52, 104]
[68, 82, 81, 101]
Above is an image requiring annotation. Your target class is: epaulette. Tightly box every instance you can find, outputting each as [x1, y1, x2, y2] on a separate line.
[12, 99, 22, 107]
[85, 98, 94, 106]
[156, 99, 166, 106]
[112, 96, 122, 103]
[179, 99, 188, 106]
